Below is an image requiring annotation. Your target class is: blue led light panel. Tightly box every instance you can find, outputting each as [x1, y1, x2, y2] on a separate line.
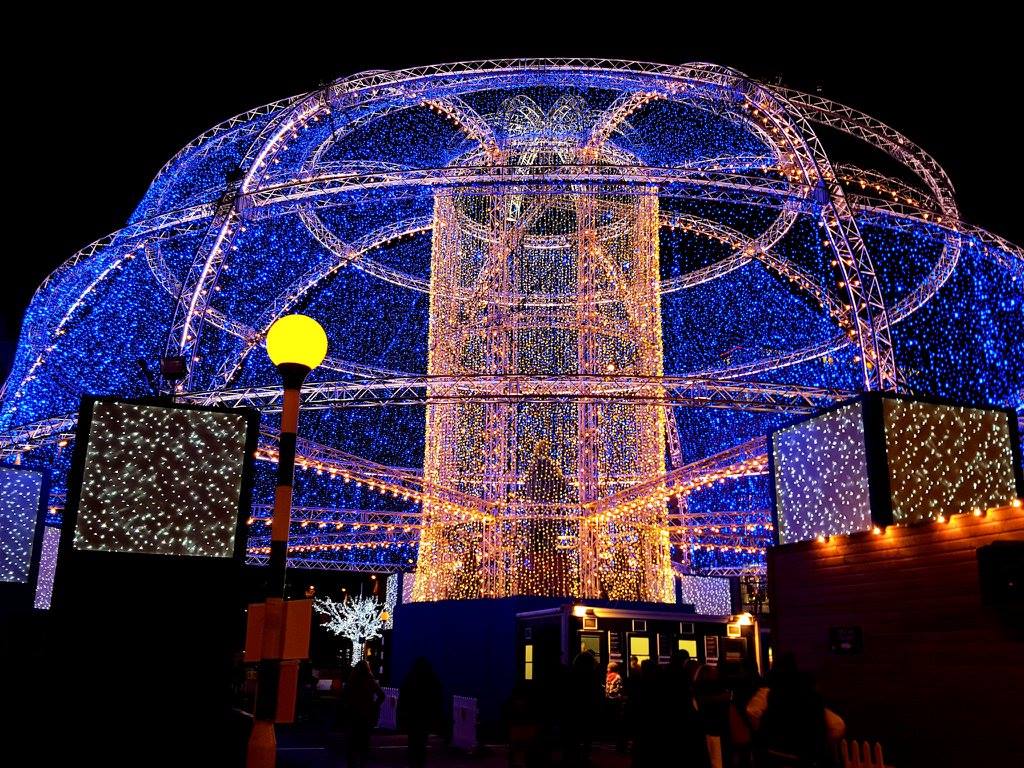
[772, 401, 872, 544]
[883, 400, 1018, 523]
[0, 465, 45, 582]
[678, 574, 732, 615]
[74, 402, 249, 557]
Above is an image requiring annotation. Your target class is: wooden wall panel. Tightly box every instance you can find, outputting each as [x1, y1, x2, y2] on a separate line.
[768, 505, 1023, 766]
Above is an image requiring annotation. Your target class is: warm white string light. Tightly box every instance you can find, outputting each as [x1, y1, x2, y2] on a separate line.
[883, 400, 1017, 523]
[74, 402, 249, 557]
[774, 398, 1020, 545]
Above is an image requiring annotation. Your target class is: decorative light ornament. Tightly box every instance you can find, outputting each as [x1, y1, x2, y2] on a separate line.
[33, 525, 59, 609]
[383, 573, 398, 629]
[678, 574, 732, 615]
[314, 594, 385, 666]
[0, 61, 1020, 581]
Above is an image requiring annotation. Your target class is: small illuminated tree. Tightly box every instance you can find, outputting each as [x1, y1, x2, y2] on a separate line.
[314, 595, 385, 666]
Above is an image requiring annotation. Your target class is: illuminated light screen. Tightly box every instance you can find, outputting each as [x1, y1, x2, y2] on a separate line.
[772, 401, 871, 544]
[0, 464, 45, 583]
[383, 573, 398, 629]
[678, 574, 732, 615]
[33, 526, 60, 608]
[883, 400, 1017, 523]
[74, 401, 249, 557]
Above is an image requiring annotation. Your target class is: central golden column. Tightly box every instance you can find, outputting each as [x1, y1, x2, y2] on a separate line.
[414, 126, 672, 601]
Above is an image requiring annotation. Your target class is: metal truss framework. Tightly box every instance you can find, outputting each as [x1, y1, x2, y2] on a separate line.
[4, 59, 1022, 581]
[157, 61, 899, 392]
[187, 374, 851, 413]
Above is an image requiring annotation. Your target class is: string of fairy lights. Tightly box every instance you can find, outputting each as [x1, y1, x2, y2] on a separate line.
[679, 574, 733, 615]
[882, 400, 1017, 523]
[773, 397, 1022, 544]
[32, 526, 59, 609]
[0, 61, 1021, 586]
[773, 402, 872, 544]
[415, 108, 672, 601]
[74, 402, 249, 557]
[0, 465, 44, 583]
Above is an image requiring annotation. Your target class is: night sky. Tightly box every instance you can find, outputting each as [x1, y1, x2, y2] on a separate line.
[6, 17, 1019, 381]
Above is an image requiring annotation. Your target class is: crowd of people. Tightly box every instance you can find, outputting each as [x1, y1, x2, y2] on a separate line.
[506, 649, 845, 768]
[329, 650, 845, 768]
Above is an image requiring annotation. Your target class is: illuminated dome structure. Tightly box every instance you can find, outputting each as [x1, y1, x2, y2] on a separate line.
[2, 60, 1021, 599]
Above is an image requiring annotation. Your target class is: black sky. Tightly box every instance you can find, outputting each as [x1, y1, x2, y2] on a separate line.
[6, 15, 1020, 379]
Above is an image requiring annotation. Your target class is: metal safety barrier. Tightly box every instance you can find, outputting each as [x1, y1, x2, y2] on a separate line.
[451, 695, 478, 750]
[377, 686, 400, 730]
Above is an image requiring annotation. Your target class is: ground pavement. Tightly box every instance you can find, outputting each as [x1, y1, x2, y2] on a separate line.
[276, 730, 633, 768]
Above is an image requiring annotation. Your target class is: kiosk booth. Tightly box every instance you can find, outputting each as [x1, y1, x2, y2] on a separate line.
[516, 602, 762, 683]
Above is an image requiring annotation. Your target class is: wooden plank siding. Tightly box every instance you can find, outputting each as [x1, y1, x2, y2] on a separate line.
[768, 505, 1023, 766]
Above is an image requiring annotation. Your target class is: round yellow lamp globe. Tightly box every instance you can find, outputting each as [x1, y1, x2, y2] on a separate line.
[266, 314, 328, 370]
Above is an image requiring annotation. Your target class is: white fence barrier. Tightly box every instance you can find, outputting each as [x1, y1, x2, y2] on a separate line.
[451, 695, 478, 750]
[377, 686, 400, 730]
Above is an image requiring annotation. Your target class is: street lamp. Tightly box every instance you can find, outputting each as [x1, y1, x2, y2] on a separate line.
[247, 314, 327, 768]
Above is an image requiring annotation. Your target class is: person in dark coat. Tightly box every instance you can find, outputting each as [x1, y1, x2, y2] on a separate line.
[563, 649, 603, 767]
[752, 654, 839, 768]
[630, 659, 662, 768]
[505, 680, 543, 768]
[398, 656, 445, 768]
[341, 660, 385, 768]
[661, 652, 710, 768]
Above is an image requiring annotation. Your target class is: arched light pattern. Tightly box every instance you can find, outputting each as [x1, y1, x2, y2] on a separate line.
[0, 61, 1020, 581]
[883, 399, 1017, 523]
[74, 401, 249, 557]
[772, 402, 872, 544]
[0, 464, 44, 583]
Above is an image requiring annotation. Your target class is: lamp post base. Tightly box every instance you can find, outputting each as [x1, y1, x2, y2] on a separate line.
[247, 719, 276, 768]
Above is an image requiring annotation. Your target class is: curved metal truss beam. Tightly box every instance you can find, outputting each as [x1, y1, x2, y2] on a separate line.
[6, 184, 1018, 414]
[687, 565, 765, 577]
[424, 97, 500, 156]
[584, 91, 664, 151]
[248, 505, 421, 526]
[9, 61, 1024, 421]
[213, 215, 434, 387]
[588, 435, 769, 516]
[0, 415, 77, 458]
[727, 78, 894, 389]
[160, 59, 774, 391]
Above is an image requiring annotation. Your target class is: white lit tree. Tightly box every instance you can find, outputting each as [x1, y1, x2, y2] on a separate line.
[314, 595, 385, 666]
